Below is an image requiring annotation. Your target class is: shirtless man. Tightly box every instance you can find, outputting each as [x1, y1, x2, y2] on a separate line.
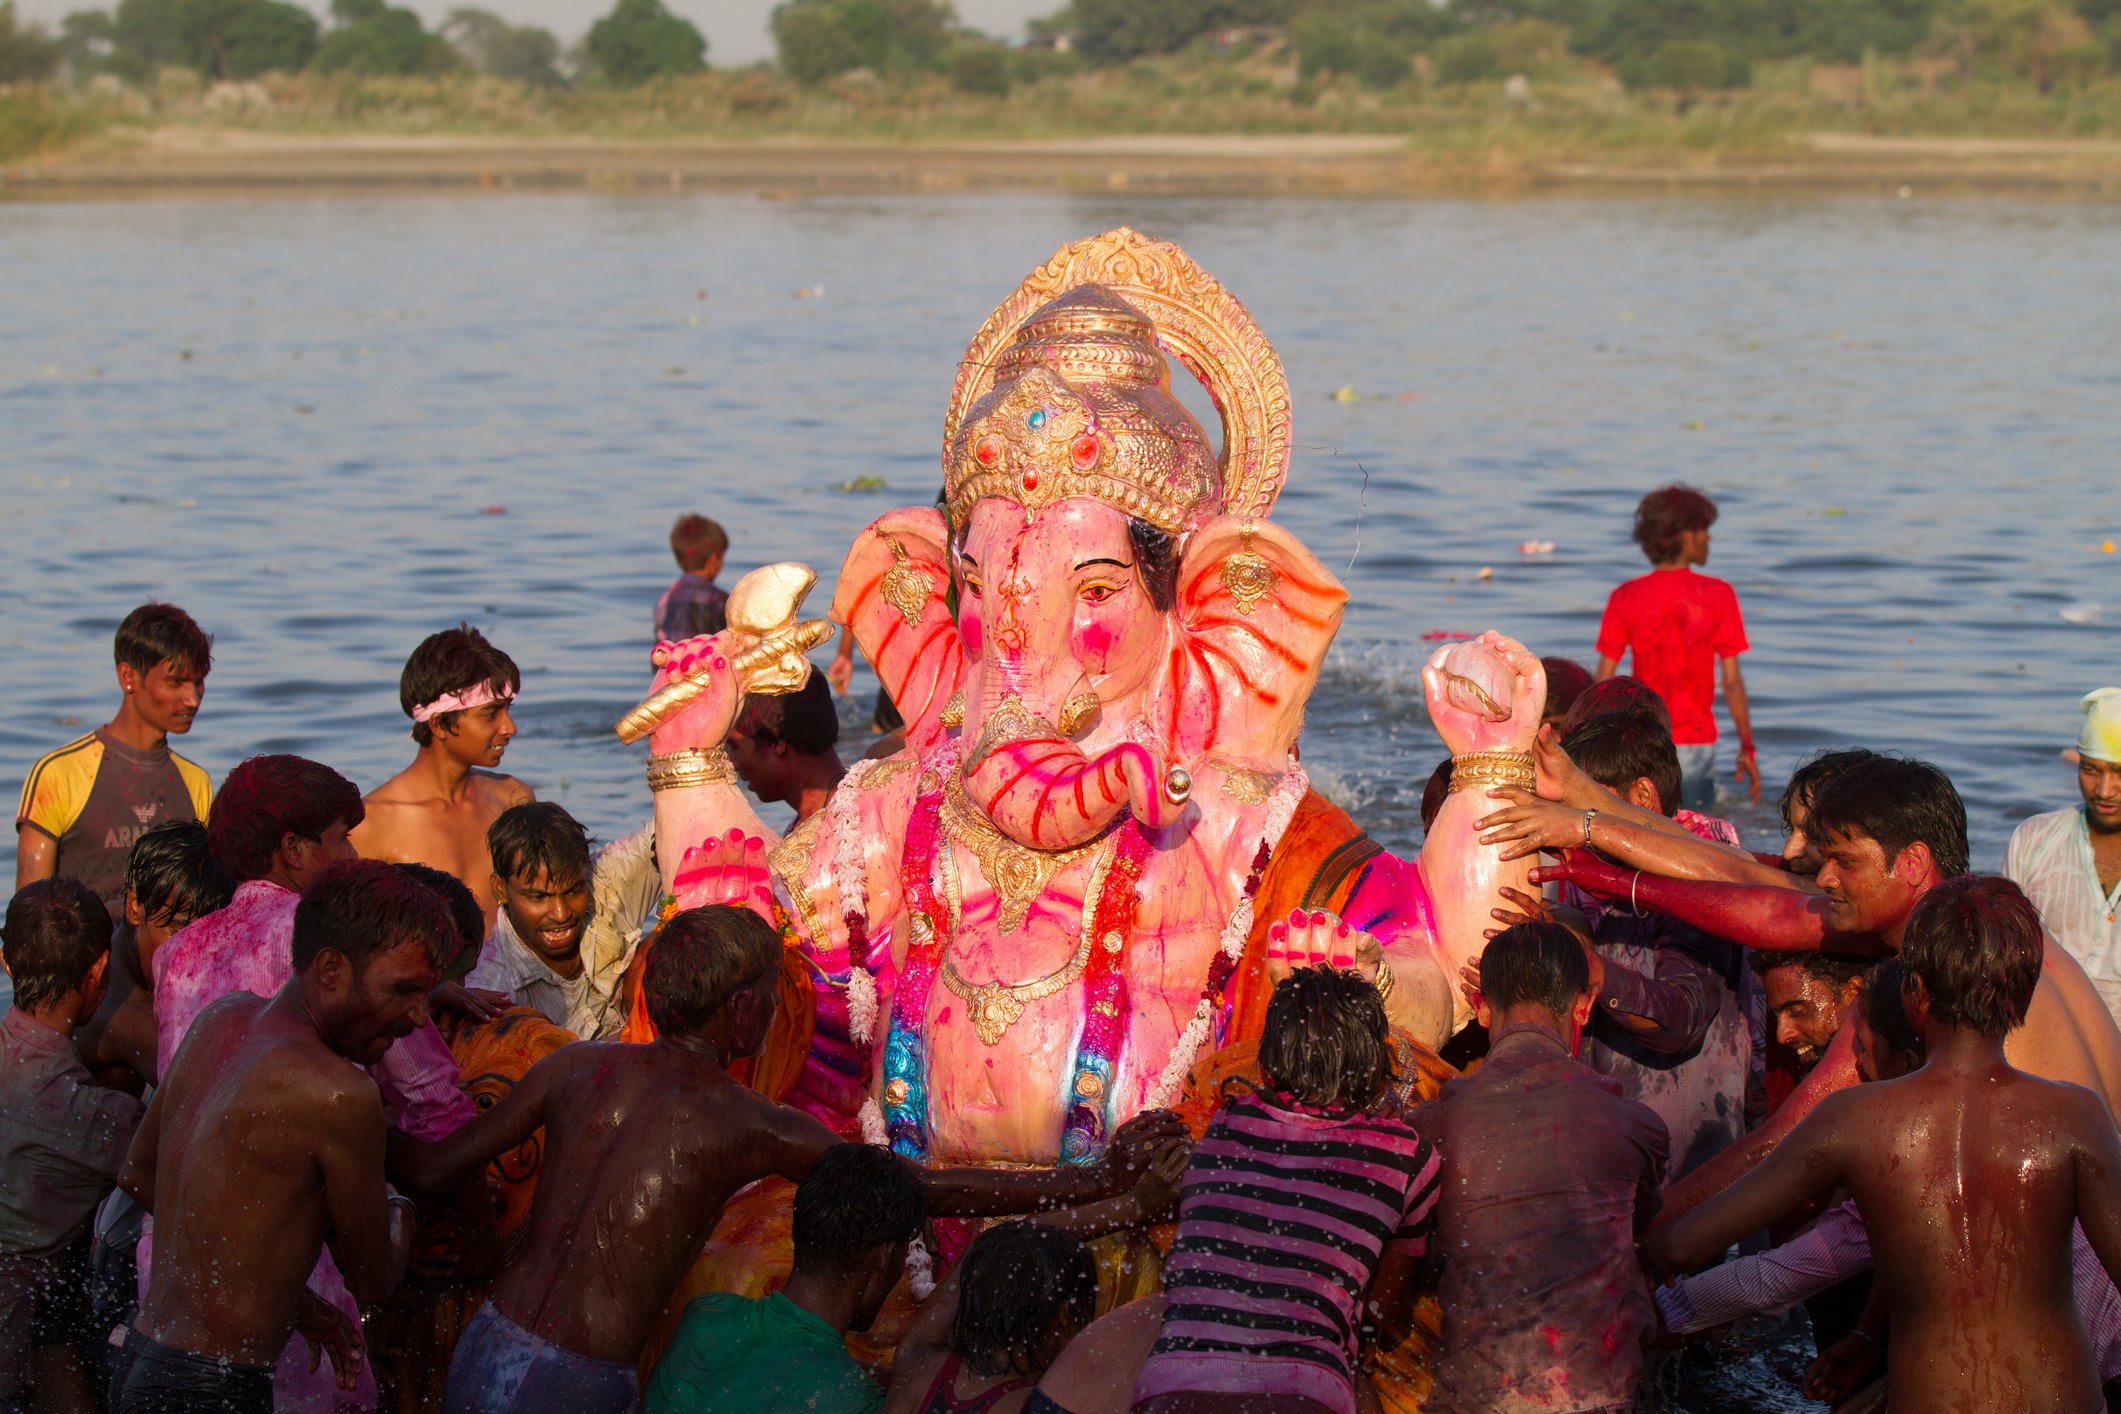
[111, 860, 449, 1414]
[1647, 876, 2121, 1413]
[396, 902, 1185, 1414]
[352, 625, 532, 928]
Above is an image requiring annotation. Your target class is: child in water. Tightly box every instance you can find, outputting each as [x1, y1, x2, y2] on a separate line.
[1132, 967, 1442, 1414]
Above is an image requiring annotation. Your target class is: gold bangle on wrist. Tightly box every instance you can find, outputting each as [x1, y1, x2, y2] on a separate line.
[1448, 749, 1535, 795]
[645, 747, 736, 792]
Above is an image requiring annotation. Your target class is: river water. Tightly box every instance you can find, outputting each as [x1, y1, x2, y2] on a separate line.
[4, 188, 2119, 1408]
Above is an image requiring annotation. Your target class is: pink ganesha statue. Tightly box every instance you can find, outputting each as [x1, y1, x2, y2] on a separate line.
[618, 227, 1543, 1312]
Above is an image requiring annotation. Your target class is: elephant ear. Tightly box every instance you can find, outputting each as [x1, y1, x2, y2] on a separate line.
[831, 508, 963, 752]
[1164, 515, 1348, 763]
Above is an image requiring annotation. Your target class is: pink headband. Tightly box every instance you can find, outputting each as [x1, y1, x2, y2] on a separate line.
[410, 681, 514, 727]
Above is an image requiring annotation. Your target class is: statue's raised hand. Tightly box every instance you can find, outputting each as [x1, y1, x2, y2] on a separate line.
[643, 634, 744, 757]
[671, 827, 776, 921]
[1422, 631, 1546, 758]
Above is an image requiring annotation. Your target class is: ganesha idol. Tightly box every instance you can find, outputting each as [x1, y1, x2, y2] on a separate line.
[620, 228, 1542, 1301]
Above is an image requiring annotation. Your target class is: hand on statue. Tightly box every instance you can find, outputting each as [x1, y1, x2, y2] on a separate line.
[294, 1288, 363, 1391]
[1265, 909, 1383, 987]
[1098, 1109, 1189, 1198]
[1528, 848, 1633, 903]
[645, 633, 745, 757]
[1476, 787, 1588, 863]
[429, 982, 510, 1021]
[1128, 1137, 1192, 1222]
[1533, 725, 1598, 805]
[1471, 887, 1602, 1002]
[1423, 631, 1546, 758]
[672, 828, 776, 920]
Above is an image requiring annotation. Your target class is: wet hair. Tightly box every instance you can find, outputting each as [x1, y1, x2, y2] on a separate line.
[1748, 948, 1872, 988]
[1419, 757, 1453, 834]
[1560, 675, 1672, 735]
[1562, 709, 1681, 818]
[291, 859, 456, 976]
[1898, 875, 2042, 1038]
[114, 602, 213, 678]
[947, 1220, 1097, 1380]
[791, 1144, 928, 1276]
[391, 862, 485, 962]
[1127, 519, 1180, 615]
[1540, 657, 1594, 723]
[1807, 755, 1969, 881]
[643, 905, 780, 1037]
[1778, 748, 1883, 833]
[1259, 966, 1394, 1112]
[1861, 958, 1921, 1061]
[669, 513, 729, 572]
[206, 755, 364, 883]
[125, 820, 234, 926]
[2, 878, 113, 1011]
[1479, 921, 1590, 1016]
[1633, 483, 1719, 565]
[487, 802, 592, 891]
[400, 624, 521, 748]
[731, 671, 840, 756]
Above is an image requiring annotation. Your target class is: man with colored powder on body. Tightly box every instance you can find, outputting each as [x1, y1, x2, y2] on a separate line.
[1594, 485, 1758, 809]
[352, 625, 532, 931]
[112, 861, 440, 1414]
[16, 604, 215, 902]
[654, 514, 730, 644]
[1648, 876, 2121, 1412]
[2007, 687, 2121, 1026]
[393, 901, 1186, 1414]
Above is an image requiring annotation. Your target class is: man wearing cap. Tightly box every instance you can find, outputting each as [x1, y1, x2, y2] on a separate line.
[352, 625, 534, 932]
[2006, 688, 2121, 1024]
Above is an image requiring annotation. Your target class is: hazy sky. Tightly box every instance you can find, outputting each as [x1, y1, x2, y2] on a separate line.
[16, 0, 1054, 65]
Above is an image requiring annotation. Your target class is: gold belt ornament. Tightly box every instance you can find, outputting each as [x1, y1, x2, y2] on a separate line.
[936, 837, 1118, 1046]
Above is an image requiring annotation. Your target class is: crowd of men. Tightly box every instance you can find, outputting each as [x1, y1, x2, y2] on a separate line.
[3, 491, 2120, 1414]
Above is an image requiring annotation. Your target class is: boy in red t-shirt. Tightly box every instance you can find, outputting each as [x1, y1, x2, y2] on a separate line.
[1594, 485, 1759, 808]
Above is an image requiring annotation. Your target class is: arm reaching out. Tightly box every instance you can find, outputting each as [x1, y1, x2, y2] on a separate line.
[390, 1044, 576, 1194]
[1646, 1090, 1853, 1277]
[1530, 851, 1878, 955]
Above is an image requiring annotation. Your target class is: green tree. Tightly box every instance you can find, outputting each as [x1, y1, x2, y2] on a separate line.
[947, 41, 1011, 92]
[184, 0, 317, 75]
[770, 0, 952, 81]
[0, 0, 63, 78]
[112, 0, 182, 70]
[1434, 27, 1501, 79]
[312, 0, 459, 74]
[58, 7, 116, 72]
[584, 0, 705, 84]
[1058, 0, 1289, 62]
[442, 6, 563, 84]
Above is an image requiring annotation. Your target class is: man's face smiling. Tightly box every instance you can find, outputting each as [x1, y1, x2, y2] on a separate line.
[1815, 825, 1919, 939]
[1763, 964, 1851, 1067]
[2081, 756, 2121, 836]
[496, 864, 592, 973]
[441, 699, 516, 767]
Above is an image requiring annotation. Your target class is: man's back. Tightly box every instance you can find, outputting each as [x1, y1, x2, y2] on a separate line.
[137, 994, 381, 1367]
[1411, 1025, 1668, 1413]
[487, 1039, 817, 1365]
[1594, 569, 1745, 747]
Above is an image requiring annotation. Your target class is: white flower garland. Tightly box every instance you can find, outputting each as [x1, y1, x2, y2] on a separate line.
[846, 966, 879, 1048]
[1143, 760, 1308, 1109]
[858, 1098, 888, 1147]
[830, 759, 877, 935]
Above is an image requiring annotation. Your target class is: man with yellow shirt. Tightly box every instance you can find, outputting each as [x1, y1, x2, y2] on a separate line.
[15, 605, 215, 905]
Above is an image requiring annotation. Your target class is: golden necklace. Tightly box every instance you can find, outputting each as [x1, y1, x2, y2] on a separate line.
[938, 770, 1107, 934]
[936, 826, 1118, 1046]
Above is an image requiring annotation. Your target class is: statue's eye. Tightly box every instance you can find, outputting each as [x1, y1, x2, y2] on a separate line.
[1078, 580, 1122, 605]
[961, 572, 983, 598]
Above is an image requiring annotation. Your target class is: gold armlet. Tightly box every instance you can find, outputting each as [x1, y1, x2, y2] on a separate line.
[1448, 750, 1535, 795]
[645, 747, 736, 793]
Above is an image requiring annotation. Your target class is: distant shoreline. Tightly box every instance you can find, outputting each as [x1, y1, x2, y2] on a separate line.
[9, 128, 2121, 199]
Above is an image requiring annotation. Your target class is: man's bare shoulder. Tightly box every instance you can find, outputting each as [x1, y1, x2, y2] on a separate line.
[468, 771, 533, 812]
[359, 764, 431, 810]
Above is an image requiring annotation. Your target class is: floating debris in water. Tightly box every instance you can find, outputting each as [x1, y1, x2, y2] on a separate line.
[793, 285, 825, 300]
[1682, 419, 1705, 430]
[478, 506, 508, 516]
[1518, 541, 1556, 557]
[834, 476, 889, 494]
[117, 495, 197, 509]
[2061, 602, 2103, 625]
[2102, 540, 2116, 554]
[1477, 566, 1494, 581]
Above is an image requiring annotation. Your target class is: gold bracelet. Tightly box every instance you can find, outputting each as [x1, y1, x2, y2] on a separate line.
[645, 747, 736, 792]
[1373, 953, 1395, 1002]
[1448, 749, 1535, 795]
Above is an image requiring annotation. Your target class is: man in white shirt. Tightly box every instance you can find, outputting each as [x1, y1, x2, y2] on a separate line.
[2006, 688, 2121, 1024]
[469, 804, 660, 1040]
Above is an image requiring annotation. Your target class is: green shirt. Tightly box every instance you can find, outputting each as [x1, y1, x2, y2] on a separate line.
[645, 1290, 883, 1414]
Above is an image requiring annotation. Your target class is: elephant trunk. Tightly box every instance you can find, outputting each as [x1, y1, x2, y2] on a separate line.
[962, 716, 1178, 850]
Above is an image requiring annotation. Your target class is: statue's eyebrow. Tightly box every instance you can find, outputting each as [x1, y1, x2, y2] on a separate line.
[958, 551, 980, 570]
[1077, 557, 1134, 571]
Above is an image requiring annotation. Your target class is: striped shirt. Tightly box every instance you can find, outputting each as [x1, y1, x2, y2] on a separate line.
[1134, 1087, 1442, 1414]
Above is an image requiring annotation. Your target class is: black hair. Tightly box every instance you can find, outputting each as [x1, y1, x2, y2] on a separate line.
[114, 602, 213, 678]
[2, 878, 113, 1011]
[947, 1220, 1097, 1380]
[643, 905, 781, 1037]
[1259, 966, 1394, 1112]
[125, 820, 234, 925]
[1899, 875, 2042, 1039]
[731, 671, 841, 756]
[400, 624, 521, 748]
[1419, 756, 1453, 834]
[791, 1144, 928, 1276]
[1127, 518, 1180, 615]
[1778, 748, 1883, 833]
[1633, 483, 1719, 565]
[206, 755, 365, 883]
[1479, 921, 1590, 1016]
[291, 859, 456, 976]
[1540, 656, 1594, 723]
[1807, 755, 1970, 880]
[669, 513, 729, 572]
[1748, 948, 1872, 988]
[1562, 709, 1682, 818]
[1559, 675, 1671, 736]
[1861, 958, 1921, 1061]
[391, 863, 485, 957]
[487, 802, 592, 891]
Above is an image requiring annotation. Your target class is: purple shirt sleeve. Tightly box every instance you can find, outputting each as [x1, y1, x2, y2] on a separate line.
[369, 1019, 475, 1141]
[1596, 937, 1723, 1057]
[1657, 1198, 1869, 1335]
